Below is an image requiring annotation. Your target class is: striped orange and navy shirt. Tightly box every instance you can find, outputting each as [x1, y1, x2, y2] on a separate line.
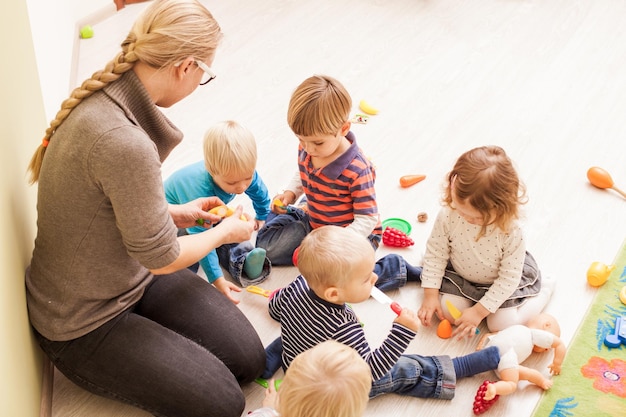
[297, 131, 382, 237]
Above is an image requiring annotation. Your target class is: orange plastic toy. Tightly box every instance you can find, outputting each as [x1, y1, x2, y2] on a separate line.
[437, 319, 453, 339]
[209, 205, 235, 217]
[399, 174, 426, 188]
[587, 167, 626, 199]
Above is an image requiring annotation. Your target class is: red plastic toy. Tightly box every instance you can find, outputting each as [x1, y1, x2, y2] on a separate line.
[382, 227, 414, 247]
[473, 380, 499, 415]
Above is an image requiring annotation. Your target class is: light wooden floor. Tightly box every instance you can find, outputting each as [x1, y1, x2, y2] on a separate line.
[52, 1, 626, 416]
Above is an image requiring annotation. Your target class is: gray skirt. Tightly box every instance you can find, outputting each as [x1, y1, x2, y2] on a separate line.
[440, 251, 542, 309]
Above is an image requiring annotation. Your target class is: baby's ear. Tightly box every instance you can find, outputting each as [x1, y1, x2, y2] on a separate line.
[323, 286, 341, 303]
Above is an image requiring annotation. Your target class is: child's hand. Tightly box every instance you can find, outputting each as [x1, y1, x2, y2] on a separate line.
[394, 308, 420, 333]
[271, 191, 296, 214]
[254, 219, 265, 231]
[213, 277, 242, 305]
[418, 288, 443, 326]
[451, 303, 488, 339]
[262, 379, 279, 409]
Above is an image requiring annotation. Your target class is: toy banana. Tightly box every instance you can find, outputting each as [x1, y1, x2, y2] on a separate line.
[359, 99, 379, 115]
[620, 286, 626, 305]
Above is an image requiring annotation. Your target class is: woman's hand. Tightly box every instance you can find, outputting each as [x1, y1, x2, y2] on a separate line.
[418, 288, 443, 326]
[451, 303, 489, 339]
[213, 206, 255, 244]
[213, 277, 242, 305]
[152, 206, 255, 276]
[169, 197, 225, 228]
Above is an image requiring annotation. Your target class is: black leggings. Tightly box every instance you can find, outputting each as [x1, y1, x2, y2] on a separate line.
[35, 270, 265, 417]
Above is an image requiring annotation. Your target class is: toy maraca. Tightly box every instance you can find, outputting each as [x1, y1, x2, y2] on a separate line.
[587, 167, 626, 199]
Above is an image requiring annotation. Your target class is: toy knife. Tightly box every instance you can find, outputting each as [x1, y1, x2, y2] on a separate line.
[370, 287, 402, 315]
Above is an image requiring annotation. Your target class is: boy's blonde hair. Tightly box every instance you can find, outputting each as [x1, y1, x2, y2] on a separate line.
[297, 226, 374, 289]
[287, 75, 352, 137]
[278, 340, 372, 417]
[203, 120, 257, 177]
[444, 145, 527, 238]
[28, 0, 222, 184]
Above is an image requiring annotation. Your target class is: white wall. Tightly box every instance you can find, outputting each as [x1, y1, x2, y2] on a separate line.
[26, 0, 113, 120]
[0, 1, 111, 415]
[0, 0, 49, 414]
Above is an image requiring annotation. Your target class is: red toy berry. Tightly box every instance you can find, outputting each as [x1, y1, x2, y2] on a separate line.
[472, 380, 499, 415]
[382, 227, 415, 247]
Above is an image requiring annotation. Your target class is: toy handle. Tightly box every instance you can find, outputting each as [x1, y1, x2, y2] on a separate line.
[390, 302, 402, 315]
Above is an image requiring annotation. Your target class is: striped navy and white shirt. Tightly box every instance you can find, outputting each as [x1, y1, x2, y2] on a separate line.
[269, 275, 416, 381]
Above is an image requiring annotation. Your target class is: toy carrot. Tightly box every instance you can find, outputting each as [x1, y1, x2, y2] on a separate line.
[399, 174, 426, 188]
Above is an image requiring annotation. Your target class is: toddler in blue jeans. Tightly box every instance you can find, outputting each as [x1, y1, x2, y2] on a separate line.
[263, 225, 500, 400]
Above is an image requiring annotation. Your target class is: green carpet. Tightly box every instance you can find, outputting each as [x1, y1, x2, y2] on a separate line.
[532, 240, 626, 417]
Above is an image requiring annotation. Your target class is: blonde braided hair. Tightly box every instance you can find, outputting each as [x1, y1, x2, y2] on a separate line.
[28, 0, 221, 184]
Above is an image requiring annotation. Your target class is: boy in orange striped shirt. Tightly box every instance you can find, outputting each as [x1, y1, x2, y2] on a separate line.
[257, 75, 382, 264]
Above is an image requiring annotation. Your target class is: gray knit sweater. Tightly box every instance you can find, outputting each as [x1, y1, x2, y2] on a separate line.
[26, 71, 183, 341]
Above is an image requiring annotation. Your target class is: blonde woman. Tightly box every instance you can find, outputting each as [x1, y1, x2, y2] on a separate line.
[25, 1, 264, 416]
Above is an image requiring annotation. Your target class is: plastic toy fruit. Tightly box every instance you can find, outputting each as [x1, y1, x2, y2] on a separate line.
[209, 205, 235, 218]
[446, 299, 462, 319]
[79, 25, 94, 39]
[437, 319, 453, 339]
[359, 99, 379, 115]
[586, 261, 615, 287]
[399, 174, 426, 188]
[473, 380, 499, 415]
[587, 166, 626, 199]
[382, 227, 414, 247]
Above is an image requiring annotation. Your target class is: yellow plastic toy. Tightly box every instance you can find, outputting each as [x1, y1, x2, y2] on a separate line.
[586, 261, 615, 287]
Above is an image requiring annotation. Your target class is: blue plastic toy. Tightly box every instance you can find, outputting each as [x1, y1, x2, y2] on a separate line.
[604, 316, 626, 348]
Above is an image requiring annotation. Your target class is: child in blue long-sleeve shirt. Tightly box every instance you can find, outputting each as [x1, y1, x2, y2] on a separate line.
[165, 120, 271, 303]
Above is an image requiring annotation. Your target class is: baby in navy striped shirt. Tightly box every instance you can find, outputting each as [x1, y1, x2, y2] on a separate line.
[264, 225, 501, 401]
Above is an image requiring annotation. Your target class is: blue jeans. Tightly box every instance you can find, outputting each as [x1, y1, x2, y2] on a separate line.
[33, 271, 266, 417]
[256, 209, 381, 265]
[263, 344, 456, 400]
[370, 354, 456, 399]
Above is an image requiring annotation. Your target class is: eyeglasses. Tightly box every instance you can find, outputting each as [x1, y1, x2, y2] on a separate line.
[195, 60, 216, 85]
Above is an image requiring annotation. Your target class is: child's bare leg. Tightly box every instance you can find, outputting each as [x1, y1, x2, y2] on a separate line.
[519, 365, 553, 390]
[484, 368, 519, 400]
